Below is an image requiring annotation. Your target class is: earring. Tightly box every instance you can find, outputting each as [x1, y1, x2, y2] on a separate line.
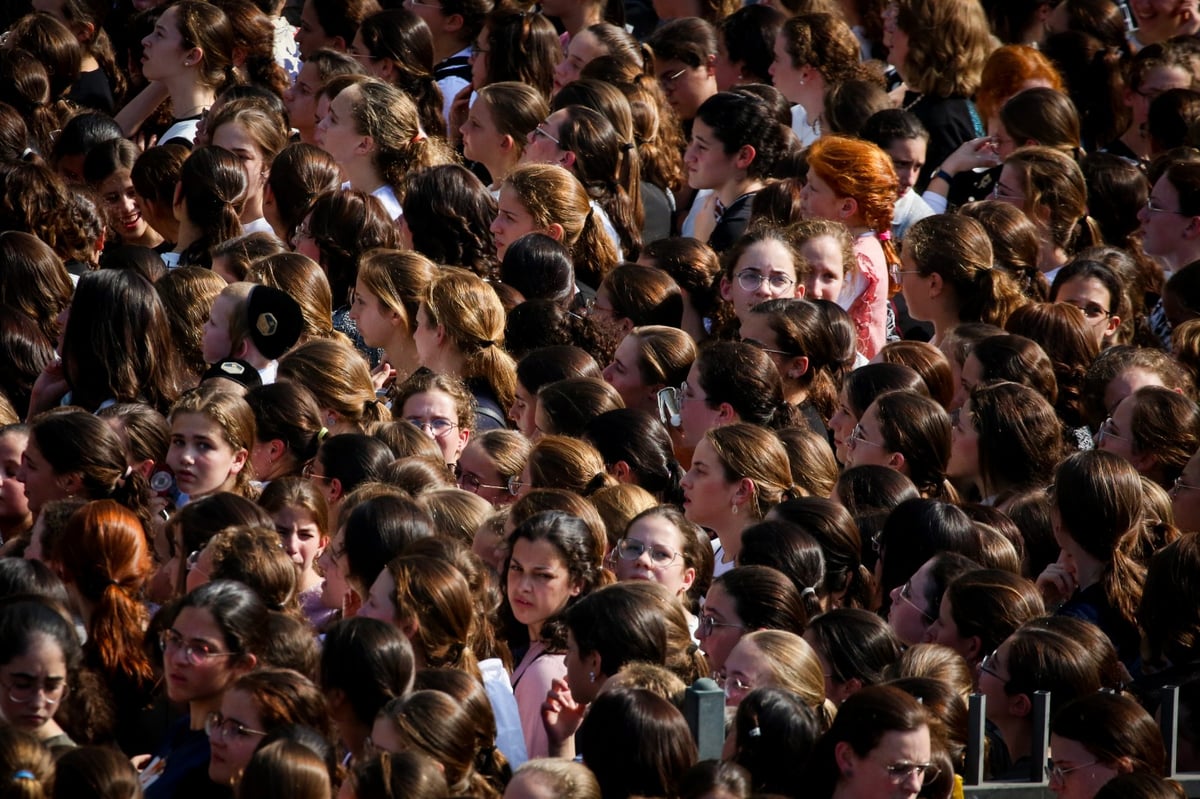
[798, 78, 805, 86]
[588, 671, 595, 683]
[731, 503, 739, 515]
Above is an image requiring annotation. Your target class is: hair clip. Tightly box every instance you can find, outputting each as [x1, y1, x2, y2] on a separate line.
[748, 726, 761, 738]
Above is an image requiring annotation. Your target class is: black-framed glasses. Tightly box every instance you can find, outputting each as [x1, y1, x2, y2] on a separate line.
[979, 648, 1006, 683]
[735, 270, 794, 292]
[454, 463, 520, 496]
[697, 614, 746, 637]
[614, 537, 679, 567]
[205, 711, 268, 741]
[885, 762, 940, 783]
[160, 629, 239, 665]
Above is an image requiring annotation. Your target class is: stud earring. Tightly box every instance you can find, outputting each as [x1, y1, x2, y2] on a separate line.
[588, 671, 595, 683]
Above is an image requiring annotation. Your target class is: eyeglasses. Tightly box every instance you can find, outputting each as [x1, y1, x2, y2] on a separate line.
[1145, 196, 1190, 215]
[697, 614, 746, 637]
[470, 43, 489, 58]
[0, 676, 66, 705]
[735, 270, 794, 292]
[991, 183, 1024, 203]
[1045, 759, 1098, 783]
[205, 711, 268, 741]
[185, 548, 205, 574]
[454, 463, 520, 496]
[614, 537, 680, 567]
[1172, 475, 1200, 497]
[896, 579, 934, 622]
[404, 0, 442, 8]
[657, 381, 691, 427]
[531, 124, 561, 146]
[741, 338, 792, 358]
[302, 461, 332, 481]
[848, 423, 885, 450]
[160, 629, 239, 666]
[885, 762, 940, 783]
[659, 66, 688, 88]
[979, 648, 1007, 683]
[1059, 300, 1112, 320]
[723, 674, 753, 701]
[580, 296, 617, 318]
[290, 221, 313, 246]
[405, 417, 458, 438]
[1094, 417, 1128, 446]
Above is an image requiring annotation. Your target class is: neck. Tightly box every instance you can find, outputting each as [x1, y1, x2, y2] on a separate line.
[173, 218, 202, 253]
[346, 159, 384, 194]
[35, 718, 66, 742]
[384, 335, 421, 381]
[528, 621, 544, 643]
[680, 303, 707, 344]
[782, 382, 807, 407]
[340, 721, 369, 760]
[1159, 244, 1200, 276]
[715, 514, 752, 563]
[1121, 123, 1150, 159]
[431, 34, 468, 66]
[1073, 551, 1105, 591]
[993, 714, 1033, 768]
[929, 308, 960, 344]
[149, 211, 180, 244]
[1037, 241, 1067, 274]
[239, 191, 264, 224]
[164, 78, 215, 119]
[483, 152, 520, 189]
[717, 176, 763, 209]
[130, 226, 165, 249]
[0, 515, 31, 544]
[433, 347, 467, 377]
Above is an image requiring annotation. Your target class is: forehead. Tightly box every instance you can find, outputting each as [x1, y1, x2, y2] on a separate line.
[737, 239, 795, 273]
[402, 389, 458, 417]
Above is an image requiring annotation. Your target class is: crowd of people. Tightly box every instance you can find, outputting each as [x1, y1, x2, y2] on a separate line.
[2, 0, 1200, 797]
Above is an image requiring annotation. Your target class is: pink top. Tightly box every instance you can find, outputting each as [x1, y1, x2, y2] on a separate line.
[846, 234, 888, 359]
[510, 641, 566, 759]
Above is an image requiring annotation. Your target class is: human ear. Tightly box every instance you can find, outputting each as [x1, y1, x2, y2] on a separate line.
[545, 223, 565, 242]
[229, 448, 249, 474]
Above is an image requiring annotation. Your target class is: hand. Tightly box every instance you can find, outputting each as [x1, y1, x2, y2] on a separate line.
[1036, 551, 1077, 607]
[692, 193, 718, 244]
[370, 361, 396, 392]
[541, 678, 586, 752]
[940, 136, 1002, 176]
[130, 754, 152, 771]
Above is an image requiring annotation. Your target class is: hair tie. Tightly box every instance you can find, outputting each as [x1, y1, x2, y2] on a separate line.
[801, 586, 817, 598]
[877, 231, 892, 242]
[687, 642, 700, 655]
[318, 427, 329, 441]
[12, 771, 34, 781]
[412, 130, 427, 143]
[747, 726, 761, 738]
[620, 141, 634, 152]
[478, 339, 494, 349]
[19, 148, 32, 161]
[123, 466, 133, 479]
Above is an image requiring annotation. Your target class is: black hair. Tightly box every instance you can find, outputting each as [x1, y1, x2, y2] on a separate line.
[499, 233, 575, 305]
[694, 92, 795, 179]
[319, 617, 415, 727]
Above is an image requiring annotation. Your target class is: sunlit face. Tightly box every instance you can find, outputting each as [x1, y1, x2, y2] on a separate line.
[317, 525, 351, 610]
[680, 437, 739, 529]
[0, 633, 68, 740]
[739, 312, 794, 381]
[978, 637, 1012, 725]
[602, 334, 658, 412]
[695, 582, 744, 675]
[273, 505, 325, 577]
[166, 412, 248, 498]
[720, 239, 803, 324]
[359, 569, 398, 625]
[212, 122, 268, 212]
[722, 636, 775, 707]
[284, 62, 322, 142]
[317, 87, 366, 169]
[684, 119, 741, 192]
[508, 381, 538, 437]
[844, 402, 895, 469]
[470, 27, 489, 89]
[98, 169, 150, 243]
[506, 536, 581, 631]
[1096, 393, 1138, 465]
[411, 304, 443, 372]
[951, 353, 984, 413]
[897, 247, 933, 321]
[769, 32, 807, 104]
[162, 607, 244, 705]
[202, 293, 236, 365]
[885, 137, 927, 195]
[947, 397, 981, 485]
[141, 6, 188, 83]
[836, 727, 933, 799]
[522, 109, 569, 167]
[553, 31, 605, 93]
[400, 389, 469, 465]
[926, 592, 975, 661]
[295, 0, 336, 61]
[456, 439, 515, 506]
[828, 383, 857, 464]
[993, 164, 1027, 211]
[349, 279, 400, 349]
[208, 688, 267, 785]
[678, 362, 722, 447]
[613, 514, 696, 598]
[491, 184, 540, 259]
[655, 57, 714, 122]
[887, 558, 936, 646]
[800, 171, 849, 223]
[461, 97, 508, 168]
[1046, 734, 1119, 799]
[16, 439, 67, 518]
[1138, 174, 1194, 258]
[800, 235, 847, 301]
[1054, 276, 1118, 346]
[0, 431, 30, 527]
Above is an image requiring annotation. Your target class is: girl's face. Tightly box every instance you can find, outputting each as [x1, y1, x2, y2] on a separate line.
[680, 437, 740, 529]
[564, 628, 598, 703]
[837, 727, 933, 799]
[470, 27, 489, 90]
[295, 0, 334, 61]
[845, 402, 896, 469]
[166, 412, 249, 498]
[461, 97, 507, 167]
[98, 169, 150, 242]
[318, 87, 366, 169]
[1171, 449, 1200, 534]
[722, 637, 772, 706]
[720, 239, 802, 322]
[283, 62, 322, 139]
[0, 431, 30, 525]
[828, 384, 857, 464]
[317, 526, 351, 610]
[369, 715, 406, 756]
[212, 122, 268, 210]
[141, 6, 188, 83]
[1047, 734, 1119, 799]
[678, 361, 722, 447]
[684, 119, 741, 191]
[203, 293, 236, 365]
[491, 184, 540, 259]
[508, 380, 538, 438]
[1096, 393, 1139, 466]
[291, 212, 321, 262]
[614, 514, 697, 598]
[654, 57, 714, 122]
[411, 304, 444, 372]
[0, 633, 68, 739]
[1130, 65, 1194, 126]
[978, 637, 1012, 724]
[799, 171, 851, 224]
[947, 398, 981, 485]
[400, 389, 470, 465]
[926, 593, 974, 661]
[602, 334, 658, 412]
[993, 163, 1027, 210]
[456, 439, 515, 506]
[887, 558, 936, 646]
[162, 606, 245, 705]
[695, 581, 744, 675]
[349, 279, 401, 349]
[1054, 275, 1119, 346]
[521, 110, 569, 167]
[506, 536, 582, 630]
[208, 687, 267, 785]
[769, 32, 807, 104]
[897, 247, 934, 322]
[800, 235, 847, 302]
[359, 569, 399, 626]
[553, 30, 605, 93]
[16, 439, 66, 518]
[273, 505, 325, 576]
[885, 137, 927, 195]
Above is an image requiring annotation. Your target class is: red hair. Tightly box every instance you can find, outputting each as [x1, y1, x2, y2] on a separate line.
[58, 500, 154, 693]
[976, 45, 1065, 124]
[806, 135, 899, 267]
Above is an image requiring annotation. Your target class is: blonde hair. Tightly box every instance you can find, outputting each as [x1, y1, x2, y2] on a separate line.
[527, 435, 616, 496]
[276, 339, 391, 430]
[503, 163, 619, 288]
[169, 385, 257, 497]
[423, 268, 517, 412]
[741, 630, 834, 728]
[513, 759, 601, 799]
[357, 248, 436, 336]
[629, 325, 696, 386]
[589, 483, 658, 550]
[342, 78, 457, 187]
[417, 488, 493, 547]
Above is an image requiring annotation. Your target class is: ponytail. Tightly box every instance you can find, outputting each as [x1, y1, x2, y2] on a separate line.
[1105, 530, 1146, 630]
[572, 204, 619, 289]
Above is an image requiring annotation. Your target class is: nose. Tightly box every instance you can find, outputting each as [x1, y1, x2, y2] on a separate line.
[490, 217, 504, 236]
[601, 363, 614, 382]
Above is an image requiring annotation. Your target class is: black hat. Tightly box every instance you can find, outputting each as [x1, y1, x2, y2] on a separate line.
[247, 285, 303, 360]
[201, 358, 263, 390]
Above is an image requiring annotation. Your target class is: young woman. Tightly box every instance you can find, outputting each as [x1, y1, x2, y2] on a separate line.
[722, 630, 830, 720]
[602, 326, 695, 416]
[504, 510, 603, 759]
[685, 92, 794, 253]
[398, 165, 498, 279]
[207, 99, 290, 236]
[493, 163, 619, 289]
[1047, 693, 1165, 797]
[844, 390, 956, 502]
[168, 146, 246, 269]
[352, 9, 445, 138]
[0, 425, 31, 547]
[277, 339, 391, 434]
[611, 505, 708, 614]
[142, 580, 268, 799]
[1049, 259, 1128, 349]
[455, 429, 528, 507]
[827, 363, 927, 466]
[282, 49, 364, 145]
[82, 138, 163, 249]
[1096, 385, 1200, 489]
[166, 386, 255, 502]
[243, 382, 325, 484]
[257, 477, 335, 630]
[349, 249, 436, 386]
[696, 565, 807, 680]
[770, 12, 865, 145]
[681, 423, 797, 578]
[717, 226, 806, 333]
[462, 82, 548, 195]
[392, 371, 474, 468]
[802, 135, 899, 359]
